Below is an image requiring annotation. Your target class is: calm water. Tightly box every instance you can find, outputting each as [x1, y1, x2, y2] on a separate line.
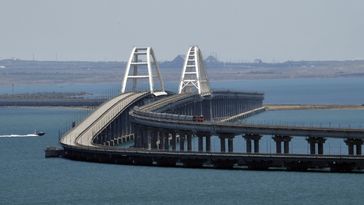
[1, 77, 364, 104]
[1, 78, 364, 204]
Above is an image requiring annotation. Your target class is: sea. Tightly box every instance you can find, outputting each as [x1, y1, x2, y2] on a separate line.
[1, 77, 364, 205]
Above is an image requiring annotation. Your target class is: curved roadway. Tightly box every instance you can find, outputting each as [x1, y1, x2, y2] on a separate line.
[60, 92, 147, 147]
[132, 95, 364, 139]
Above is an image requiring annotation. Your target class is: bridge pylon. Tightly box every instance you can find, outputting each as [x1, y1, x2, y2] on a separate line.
[178, 46, 211, 96]
[121, 47, 166, 96]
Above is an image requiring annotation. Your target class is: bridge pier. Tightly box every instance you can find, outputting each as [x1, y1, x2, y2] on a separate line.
[244, 134, 261, 153]
[198, 135, 203, 152]
[228, 137, 234, 153]
[143, 128, 150, 149]
[219, 133, 234, 153]
[306, 137, 326, 155]
[151, 129, 158, 150]
[179, 133, 185, 151]
[171, 132, 177, 151]
[272, 135, 292, 154]
[196, 132, 211, 152]
[206, 135, 211, 152]
[132, 124, 140, 147]
[187, 133, 192, 151]
[158, 131, 164, 150]
[219, 136, 226, 152]
[345, 138, 363, 155]
[162, 132, 169, 150]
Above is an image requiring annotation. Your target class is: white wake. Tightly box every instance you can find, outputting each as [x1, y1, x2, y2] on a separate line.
[0, 134, 39, 138]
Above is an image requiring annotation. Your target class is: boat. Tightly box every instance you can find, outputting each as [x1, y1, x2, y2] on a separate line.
[34, 131, 46, 136]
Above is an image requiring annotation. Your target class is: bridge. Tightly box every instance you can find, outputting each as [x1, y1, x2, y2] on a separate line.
[57, 46, 364, 172]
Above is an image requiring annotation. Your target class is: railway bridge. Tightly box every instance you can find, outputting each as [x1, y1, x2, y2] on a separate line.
[58, 46, 364, 172]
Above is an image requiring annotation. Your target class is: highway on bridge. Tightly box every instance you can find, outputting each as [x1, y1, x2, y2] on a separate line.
[60, 92, 147, 147]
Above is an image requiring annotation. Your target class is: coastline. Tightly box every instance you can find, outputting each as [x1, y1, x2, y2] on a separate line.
[0, 105, 95, 110]
[265, 104, 364, 110]
[2, 103, 364, 111]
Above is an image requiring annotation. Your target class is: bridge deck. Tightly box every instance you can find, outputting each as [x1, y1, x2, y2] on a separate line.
[60, 92, 147, 147]
[58, 91, 364, 172]
[132, 93, 364, 138]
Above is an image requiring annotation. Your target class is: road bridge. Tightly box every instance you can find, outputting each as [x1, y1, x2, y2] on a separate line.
[55, 46, 364, 172]
[61, 92, 151, 147]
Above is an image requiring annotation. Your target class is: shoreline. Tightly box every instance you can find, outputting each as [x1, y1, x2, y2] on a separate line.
[1, 76, 364, 87]
[265, 104, 364, 110]
[0, 105, 94, 110]
[1, 104, 364, 111]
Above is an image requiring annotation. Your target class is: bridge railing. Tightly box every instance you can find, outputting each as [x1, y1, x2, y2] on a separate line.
[132, 106, 194, 122]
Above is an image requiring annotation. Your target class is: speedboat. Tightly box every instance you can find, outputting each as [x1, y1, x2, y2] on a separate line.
[34, 131, 46, 136]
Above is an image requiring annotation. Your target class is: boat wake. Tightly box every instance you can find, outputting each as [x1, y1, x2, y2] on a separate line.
[0, 134, 40, 138]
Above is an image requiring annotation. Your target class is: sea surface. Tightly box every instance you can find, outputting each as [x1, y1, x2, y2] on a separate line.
[1, 77, 364, 104]
[1, 77, 364, 204]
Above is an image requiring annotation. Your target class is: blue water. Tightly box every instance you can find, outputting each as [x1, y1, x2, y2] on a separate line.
[2, 77, 364, 104]
[1, 77, 364, 204]
[235, 109, 364, 155]
[241, 109, 364, 129]
[213, 77, 364, 104]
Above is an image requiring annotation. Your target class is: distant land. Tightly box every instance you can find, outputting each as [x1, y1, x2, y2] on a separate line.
[1, 56, 364, 85]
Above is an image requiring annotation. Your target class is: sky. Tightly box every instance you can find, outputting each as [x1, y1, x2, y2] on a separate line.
[0, 0, 363, 62]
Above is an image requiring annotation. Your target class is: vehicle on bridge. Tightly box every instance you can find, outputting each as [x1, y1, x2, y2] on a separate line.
[193, 115, 204, 122]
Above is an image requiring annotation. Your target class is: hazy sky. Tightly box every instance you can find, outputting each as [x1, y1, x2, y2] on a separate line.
[1, 0, 363, 62]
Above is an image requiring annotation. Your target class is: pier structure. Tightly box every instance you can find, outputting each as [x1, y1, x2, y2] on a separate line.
[58, 46, 364, 172]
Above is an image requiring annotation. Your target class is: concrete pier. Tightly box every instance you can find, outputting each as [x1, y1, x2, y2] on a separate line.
[206, 135, 211, 152]
[219, 136, 226, 152]
[244, 134, 261, 153]
[187, 134, 192, 151]
[306, 137, 326, 155]
[198, 135, 203, 152]
[273, 135, 292, 154]
[171, 132, 177, 151]
[345, 138, 363, 155]
[179, 134, 185, 151]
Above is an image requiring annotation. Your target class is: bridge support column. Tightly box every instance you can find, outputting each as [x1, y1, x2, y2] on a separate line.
[179, 133, 185, 151]
[159, 131, 164, 150]
[317, 137, 326, 155]
[171, 132, 177, 151]
[345, 138, 363, 155]
[197, 132, 211, 152]
[141, 128, 149, 149]
[151, 129, 158, 150]
[146, 128, 153, 150]
[244, 134, 261, 153]
[228, 137, 234, 153]
[273, 135, 291, 154]
[219, 136, 226, 153]
[283, 136, 292, 154]
[244, 136, 252, 153]
[133, 124, 141, 147]
[306, 137, 326, 155]
[187, 134, 192, 151]
[206, 135, 211, 152]
[357, 140, 363, 155]
[272, 135, 283, 154]
[198, 135, 204, 152]
[254, 137, 260, 153]
[219, 133, 234, 153]
[345, 138, 355, 155]
[163, 132, 169, 150]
